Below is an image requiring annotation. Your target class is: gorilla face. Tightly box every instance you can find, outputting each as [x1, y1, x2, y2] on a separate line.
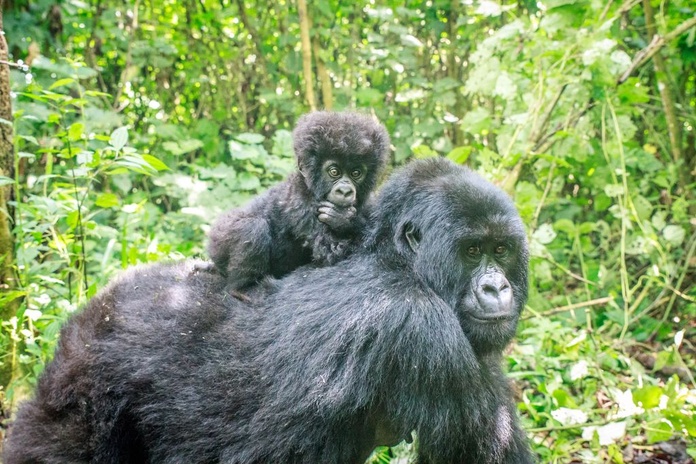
[320, 159, 368, 207]
[379, 162, 529, 355]
[451, 209, 528, 354]
[293, 111, 390, 209]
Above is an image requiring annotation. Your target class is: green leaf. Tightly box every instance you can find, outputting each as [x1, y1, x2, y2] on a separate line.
[460, 108, 491, 134]
[604, 184, 623, 197]
[162, 140, 205, 156]
[68, 122, 84, 142]
[645, 420, 673, 444]
[0, 176, 13, 186]
[235, 133, 265, 144]
[633, 195, 653, 220]
[271, 130, 294, 158]
[66, 210, 80, 229]
[84, 90, 112, 98]
[633, 385, 662, 409]
[553, 219, 575, 235]
[229, 140, 266, 160]
[237, 172, 261, 191]
[447, 146, 472, 164]
[49, 78, 75, 90]
[111, 155, 157, 175]
[95, 193, 120, 208]
[412, 145, 437, 159]
[533, 224, 557, 245]
[142, 155, 169, 171]
[663, 225, 685, 247]
[356, 88, 384, 106]
[18, 135, 38, 145]
[109, 126, 129, 151]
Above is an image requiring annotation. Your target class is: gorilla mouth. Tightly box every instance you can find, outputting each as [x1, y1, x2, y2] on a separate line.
[469, 313, 516, 323]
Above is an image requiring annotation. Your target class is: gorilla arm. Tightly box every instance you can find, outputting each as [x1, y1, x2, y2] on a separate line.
[378, 285, 528, 464]
[206, 209, 272, 288]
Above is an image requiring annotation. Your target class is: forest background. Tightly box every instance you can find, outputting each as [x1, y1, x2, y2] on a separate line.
[0, 0, 695, 462]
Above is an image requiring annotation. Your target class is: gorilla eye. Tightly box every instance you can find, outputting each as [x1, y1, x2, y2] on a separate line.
[350, 169, 362, 179]
[495, 245, 507, 255]
[327, 166, 341, 178]
[467, 246, 480, 256]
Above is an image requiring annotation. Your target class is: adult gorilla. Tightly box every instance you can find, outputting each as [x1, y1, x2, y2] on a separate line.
[3, 158, 534, 464]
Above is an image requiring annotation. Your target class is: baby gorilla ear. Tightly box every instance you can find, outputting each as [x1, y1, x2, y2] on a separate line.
[397, 222, 421, 254]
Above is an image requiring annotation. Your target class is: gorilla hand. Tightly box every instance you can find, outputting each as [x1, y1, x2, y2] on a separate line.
[317, 201, 357, 234]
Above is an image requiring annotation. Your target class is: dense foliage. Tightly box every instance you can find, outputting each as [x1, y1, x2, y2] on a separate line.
[1, 0, 694, 462]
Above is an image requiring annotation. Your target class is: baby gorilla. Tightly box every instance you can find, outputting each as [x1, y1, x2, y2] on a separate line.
[207, 111, 390, 289]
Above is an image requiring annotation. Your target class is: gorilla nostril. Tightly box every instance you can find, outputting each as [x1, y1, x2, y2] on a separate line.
[482, 283, 499, 296]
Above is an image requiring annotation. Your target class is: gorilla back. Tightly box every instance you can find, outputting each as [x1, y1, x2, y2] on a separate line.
[4, 158, 534, 464]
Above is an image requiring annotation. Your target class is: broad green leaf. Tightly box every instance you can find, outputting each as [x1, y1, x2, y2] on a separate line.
[533, 224, 557, 245]
[460, 108, 491, 134]
[235, 133, 265, 144]
[633, 386, 662, 409]
[110, 126, 129, 151]
[663, 225, 685, 246]
[163, 140, 203, 156]
[447, 146, 472, 164]
[95, 193, 120, 208]
[68, 122, 84, 142]
[645, 420, 673, 444]
[271, 130, 294, 158]
[237, 172, 261, 191]
[553, 219, 575, 235]
[0, 176, 13, 186]
[604, 184, 623, 197]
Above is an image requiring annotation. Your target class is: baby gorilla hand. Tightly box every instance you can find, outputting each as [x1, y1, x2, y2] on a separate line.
[317, 201, 357, 234]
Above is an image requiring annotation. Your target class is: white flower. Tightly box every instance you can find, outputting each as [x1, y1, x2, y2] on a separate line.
[551, 407, 588, 426]
[611, 389, 644, 419]
[582, 422, 627, 445]
[570, 360, 589, 381]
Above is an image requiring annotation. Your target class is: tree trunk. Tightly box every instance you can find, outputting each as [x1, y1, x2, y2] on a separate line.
[642, 0, 682, 163]
[312, 36, 332, 110]
[0, 0, 18, 409]
[297, 0, 316, 110]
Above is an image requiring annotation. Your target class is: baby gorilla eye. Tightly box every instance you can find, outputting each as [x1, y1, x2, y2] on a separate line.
[328, 166, 341, 178]
[495, 245, 507, 255]
[350, 169, 362, 179]
[467, 245, 480, 256]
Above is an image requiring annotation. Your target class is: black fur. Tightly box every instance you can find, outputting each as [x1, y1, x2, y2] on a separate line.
[3, 158, 533, 464]
[207, 111, 390, 289]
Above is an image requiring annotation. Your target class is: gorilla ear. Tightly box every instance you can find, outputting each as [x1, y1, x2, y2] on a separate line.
[399, 222, 421, 253]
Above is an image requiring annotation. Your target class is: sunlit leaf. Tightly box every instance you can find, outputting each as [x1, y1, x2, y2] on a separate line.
[109, 126, 129, 151]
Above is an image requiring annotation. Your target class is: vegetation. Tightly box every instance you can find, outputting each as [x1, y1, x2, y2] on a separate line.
[0, 0, 694, 462]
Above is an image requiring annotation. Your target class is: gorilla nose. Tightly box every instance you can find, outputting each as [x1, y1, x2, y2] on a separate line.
[335, 185, 354, 199]
[475, 273, 513, 315]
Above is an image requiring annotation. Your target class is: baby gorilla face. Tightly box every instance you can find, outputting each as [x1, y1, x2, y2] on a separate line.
[321, 159, 366, 207]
